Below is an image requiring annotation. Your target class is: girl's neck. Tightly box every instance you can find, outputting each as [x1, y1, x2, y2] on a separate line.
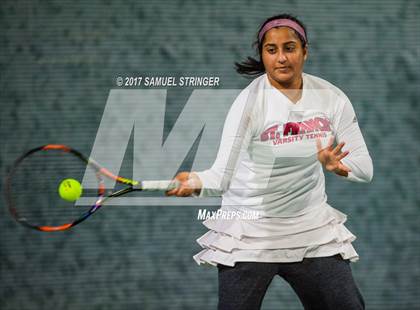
[268, 75, 303, 104]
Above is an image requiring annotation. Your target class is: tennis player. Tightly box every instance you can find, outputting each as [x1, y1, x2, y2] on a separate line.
[167, 14, 372, 310]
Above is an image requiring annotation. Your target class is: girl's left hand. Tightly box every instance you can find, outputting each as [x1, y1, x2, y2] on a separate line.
[316, 136, 351, 177]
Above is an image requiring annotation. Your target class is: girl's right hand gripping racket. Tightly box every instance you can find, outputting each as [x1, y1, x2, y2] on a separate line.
[4, 144, 179, 232]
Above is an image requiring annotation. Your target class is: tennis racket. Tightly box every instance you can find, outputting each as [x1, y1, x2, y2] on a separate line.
[4, 144, 179, 232]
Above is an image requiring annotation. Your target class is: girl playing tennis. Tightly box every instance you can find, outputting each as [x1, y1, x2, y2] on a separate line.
[167, 13, 372, 310]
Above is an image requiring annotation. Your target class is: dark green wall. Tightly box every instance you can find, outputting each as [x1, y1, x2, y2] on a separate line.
[1, 0, 419, 309]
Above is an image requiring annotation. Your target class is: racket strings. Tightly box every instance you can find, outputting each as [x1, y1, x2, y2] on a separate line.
[7, 150, 96, 228]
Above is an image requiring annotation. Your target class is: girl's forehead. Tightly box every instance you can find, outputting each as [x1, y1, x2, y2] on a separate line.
[263, 27, 300, 44]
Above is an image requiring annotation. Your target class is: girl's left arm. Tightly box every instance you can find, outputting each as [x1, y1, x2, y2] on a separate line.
[333, 97, 373, 183]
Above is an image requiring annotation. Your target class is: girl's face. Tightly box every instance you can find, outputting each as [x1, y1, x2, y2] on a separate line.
[261, 27, 307, 89]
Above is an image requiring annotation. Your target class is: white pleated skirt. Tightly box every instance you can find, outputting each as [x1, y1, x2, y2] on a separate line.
[193, 204, 359, 267]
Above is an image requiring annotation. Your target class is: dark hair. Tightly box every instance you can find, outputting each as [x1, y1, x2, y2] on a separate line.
[235, 14, 308, 77]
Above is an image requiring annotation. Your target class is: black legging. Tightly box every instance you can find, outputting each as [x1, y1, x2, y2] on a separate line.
[217, 254, 365, 310]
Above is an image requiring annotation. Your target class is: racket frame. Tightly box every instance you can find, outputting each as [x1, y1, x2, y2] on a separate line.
[4, 144, 149, 232]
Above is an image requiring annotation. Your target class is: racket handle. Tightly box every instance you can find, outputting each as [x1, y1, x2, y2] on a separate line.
[140, 180, 180, 191]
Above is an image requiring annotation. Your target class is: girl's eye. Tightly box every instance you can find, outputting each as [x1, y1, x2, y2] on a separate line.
[286, 46, 296, 52]
[267, 48, 276, 54]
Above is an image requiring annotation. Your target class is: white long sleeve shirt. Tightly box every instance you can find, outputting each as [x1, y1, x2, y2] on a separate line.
[193, 73, 373, 266]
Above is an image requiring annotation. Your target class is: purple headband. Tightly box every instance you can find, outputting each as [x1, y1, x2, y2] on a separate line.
[258, 19, 307, 44]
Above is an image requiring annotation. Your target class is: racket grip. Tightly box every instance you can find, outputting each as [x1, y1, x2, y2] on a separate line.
[141, 180, 180, 191]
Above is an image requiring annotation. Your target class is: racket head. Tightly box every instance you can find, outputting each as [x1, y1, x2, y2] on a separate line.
[4, 145, 106, 232]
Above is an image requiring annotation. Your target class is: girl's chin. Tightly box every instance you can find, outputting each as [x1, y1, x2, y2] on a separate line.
[270, 73, 295, 86]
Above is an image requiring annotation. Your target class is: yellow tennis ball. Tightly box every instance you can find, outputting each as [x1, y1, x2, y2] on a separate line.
[58, 179, 83, 202]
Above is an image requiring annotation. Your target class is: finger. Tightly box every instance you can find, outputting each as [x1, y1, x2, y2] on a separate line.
[337, 150, 349, 161]
[165, 178, 182, 196]
[338, 162, 352, 173]
[165, 188, 178, 196]
[316, 138, 322, 152]
[316, 137, 331, 153]
[177, 188, 192, 197]
[175, 180, 194, 196]
[327, 136, 335, 150]
[333, 142, 345, 155]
